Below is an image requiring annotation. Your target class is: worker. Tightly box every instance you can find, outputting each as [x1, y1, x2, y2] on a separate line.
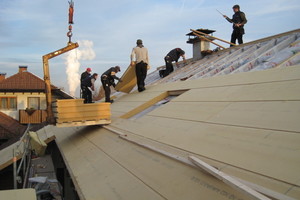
[223, 5, 247, 46]
[159, 48, 186, 78]
[130, 39, 149, 92]
[80, 68, 92, 99]
[81, 73, 98, 103]
[101, 66, 122, 103]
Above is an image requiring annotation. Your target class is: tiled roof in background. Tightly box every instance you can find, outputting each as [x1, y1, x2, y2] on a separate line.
[0, 71, 57, 91]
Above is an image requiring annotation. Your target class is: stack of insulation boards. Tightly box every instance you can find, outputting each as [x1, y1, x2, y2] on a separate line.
[52, 99, 111, 127]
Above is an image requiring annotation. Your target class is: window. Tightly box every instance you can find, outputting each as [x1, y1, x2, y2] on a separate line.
[0, 97, 17, 110]
[28, 97, 40, 110]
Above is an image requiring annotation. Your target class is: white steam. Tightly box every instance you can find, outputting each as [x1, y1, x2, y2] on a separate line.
[65, 40, 96, 97]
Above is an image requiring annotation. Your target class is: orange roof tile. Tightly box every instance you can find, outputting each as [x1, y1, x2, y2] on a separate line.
[0, 71, 57, 92]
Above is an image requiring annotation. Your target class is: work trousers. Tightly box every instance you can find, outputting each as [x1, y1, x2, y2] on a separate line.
[101, 78, 112, 102]
[135, 61, 148, 92]
[82, 86, 92, 103]
[230, 28, 244, 47]
[161, 56, 174, 78]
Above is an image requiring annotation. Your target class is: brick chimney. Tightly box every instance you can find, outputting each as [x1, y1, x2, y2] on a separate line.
[186, 29, 215, 60]
[0, 73, 6, 81]
[19, 66, 28, 73]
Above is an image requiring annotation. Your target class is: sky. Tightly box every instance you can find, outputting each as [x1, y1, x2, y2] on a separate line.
[0, 0, 300, 96]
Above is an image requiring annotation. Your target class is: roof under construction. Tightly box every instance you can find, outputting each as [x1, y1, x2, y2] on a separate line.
[1, 29, 300, 200]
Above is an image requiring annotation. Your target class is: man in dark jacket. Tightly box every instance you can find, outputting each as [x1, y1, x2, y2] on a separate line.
[159, 48, 186, 78]
[80, 67, 91, 100]
[101, 66, 122, 103]
[224, 5, 247, 46]
[81, 73, 98, 103]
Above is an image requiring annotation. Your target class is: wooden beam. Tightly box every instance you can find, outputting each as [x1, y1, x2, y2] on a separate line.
[191, 29, 237, 46]
[43, 42, 79, 124]
[188, 156, 271, 200]
[120, 91, 169, 119]
[192, 31, 226, 49]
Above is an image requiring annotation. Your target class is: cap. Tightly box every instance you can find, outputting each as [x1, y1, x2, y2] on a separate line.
[115, 66, 121, 72]
[232, 5, 240, 9]
[86, 67, 92, 72]
[136, 39, 143, 45]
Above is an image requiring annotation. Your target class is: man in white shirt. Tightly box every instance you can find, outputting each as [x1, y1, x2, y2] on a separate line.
[130, 39, 149, 92]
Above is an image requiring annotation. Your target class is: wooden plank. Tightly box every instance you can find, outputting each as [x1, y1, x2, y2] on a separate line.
[56, 115, 111, 123]
[53, 106, 110, 113]
[52, 99, 84, 107]
[115, 64, 137, 93]
[191, 29, 237, 46]
[54, 102, 111, 109]
[120, 92, 169, 119]
[189, 156, 271, 200]
[56, 119, 111, 127]
[55, 110, 111, 119]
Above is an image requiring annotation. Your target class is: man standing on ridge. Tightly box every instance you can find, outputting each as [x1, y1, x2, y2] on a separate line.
[101, 66, 122, 103]
[159, 48, 186, 78]
[223, 5, 247, 46]
[130, 39, 149, 92]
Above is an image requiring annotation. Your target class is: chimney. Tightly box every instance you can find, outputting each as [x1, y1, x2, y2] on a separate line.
[0, 73, 6, 81]
[19, 66, 28, 73]
[186, 29, 215, 60]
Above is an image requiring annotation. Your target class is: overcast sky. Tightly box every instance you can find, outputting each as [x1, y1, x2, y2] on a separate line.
[0, 0, 299, 95]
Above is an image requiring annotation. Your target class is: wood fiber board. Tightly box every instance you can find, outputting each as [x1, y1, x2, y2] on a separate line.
[172, 80, 300, 102]
[146, 65, 300, 93]
[115, 64, 137, 93]
[207, 101, 300, 132]
[0, 189, 36, 200]
[147, 101, 231, 122]
[51, 126, 165, 200]
[110, 117, 300, 186]
[147, 101, 300, 132]
[51, 126, 250, 200]
[106, 124, 299, 198]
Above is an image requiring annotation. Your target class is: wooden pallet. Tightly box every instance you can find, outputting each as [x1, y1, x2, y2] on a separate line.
[52, 99, 111, 127]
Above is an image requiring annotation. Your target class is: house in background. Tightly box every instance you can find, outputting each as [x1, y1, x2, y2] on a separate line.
[0, 66, 73, 124]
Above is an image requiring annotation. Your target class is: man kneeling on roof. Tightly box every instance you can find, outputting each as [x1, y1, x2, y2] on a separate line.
[159, 48, 186, 78]
[101, 66, 122, 103]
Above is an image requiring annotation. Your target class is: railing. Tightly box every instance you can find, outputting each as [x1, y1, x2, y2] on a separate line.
[19, 110, 47, 124]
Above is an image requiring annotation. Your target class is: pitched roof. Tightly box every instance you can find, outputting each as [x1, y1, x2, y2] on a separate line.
[0, 112, 26, 139]
[43, 29, 300, 200]
[0, 71, 57, 92]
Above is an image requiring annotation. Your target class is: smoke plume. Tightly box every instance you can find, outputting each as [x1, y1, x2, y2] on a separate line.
[65, 40, 96, 97]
